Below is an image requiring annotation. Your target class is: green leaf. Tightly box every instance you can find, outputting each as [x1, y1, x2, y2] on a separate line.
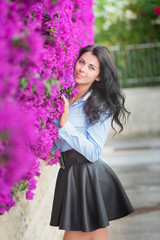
[13, 184, 20, 192]
[57, 88, 60, 94]
[51, 78, 58, 84]
[41, 120, 45, 130]
[57, 12, 60, 19]
[34, 73, 39, 78]
[0, 131, 8, 141]
[0, 155, 8, 163]
[44, 78, 58, 95]
[31, 12, 35, 17]
[20, 77, 28, 89]
[68, 87, 72, 95]
[19, 182, 28, 192]
[12, 191, 16, 199]
[13, 179, 29, 193]
[44, 81, 51, 95]
[52, 0, 57, 4]
[32, 85, 37, 91]
[20, 179, 25, 184]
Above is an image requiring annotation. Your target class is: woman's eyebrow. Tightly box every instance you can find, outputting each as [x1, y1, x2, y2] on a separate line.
[81, 58, 97, 68]
[90, 64, 96, 68]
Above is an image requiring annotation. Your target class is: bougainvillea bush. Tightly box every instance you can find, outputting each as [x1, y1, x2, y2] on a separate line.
[0, 0, 94, 214]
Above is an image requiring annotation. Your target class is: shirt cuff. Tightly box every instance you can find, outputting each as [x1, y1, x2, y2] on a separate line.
[58, 120, 74, 138]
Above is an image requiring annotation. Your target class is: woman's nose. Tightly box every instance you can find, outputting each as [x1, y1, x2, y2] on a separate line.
[80, 65, 86, 72]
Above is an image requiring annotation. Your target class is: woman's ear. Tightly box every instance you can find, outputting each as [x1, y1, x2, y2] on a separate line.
[95, 76, 101, 81]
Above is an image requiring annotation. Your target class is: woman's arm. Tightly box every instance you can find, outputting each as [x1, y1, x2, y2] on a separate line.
[58, 94, 111, 162]
[58, 117, 111, 162]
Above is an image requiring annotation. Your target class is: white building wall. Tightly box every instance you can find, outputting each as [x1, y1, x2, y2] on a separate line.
[108, 87, 160, 139]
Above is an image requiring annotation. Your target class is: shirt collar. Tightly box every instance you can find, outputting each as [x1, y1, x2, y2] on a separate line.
[66, 90, 92, 105]
[80, 90, 92, 102]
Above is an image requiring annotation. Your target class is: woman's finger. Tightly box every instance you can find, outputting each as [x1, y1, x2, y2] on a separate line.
[62, 94, 68, 102]
[61, 94, 69, 113]
[62, 95, 69, 106]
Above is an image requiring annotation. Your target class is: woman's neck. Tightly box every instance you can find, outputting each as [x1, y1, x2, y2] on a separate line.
[69, 85, 90, 106]
[75, 84, 90, 99]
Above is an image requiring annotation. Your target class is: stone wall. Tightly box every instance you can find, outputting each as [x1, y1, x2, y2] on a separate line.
[0, 161, 64, 240]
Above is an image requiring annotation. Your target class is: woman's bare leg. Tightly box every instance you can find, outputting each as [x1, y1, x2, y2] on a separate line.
[63, 230, 93, 240]
[63, 227, 108, 240]
[91, 227, 108, 240]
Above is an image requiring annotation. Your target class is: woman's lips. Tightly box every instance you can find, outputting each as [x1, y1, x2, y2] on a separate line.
[76, 73, 85, 78]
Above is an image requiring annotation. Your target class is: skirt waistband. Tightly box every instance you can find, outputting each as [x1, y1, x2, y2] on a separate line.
[59, 149, 89, 169]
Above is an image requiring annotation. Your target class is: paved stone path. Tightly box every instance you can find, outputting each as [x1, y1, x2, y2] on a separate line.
[101, 136, 160, 240]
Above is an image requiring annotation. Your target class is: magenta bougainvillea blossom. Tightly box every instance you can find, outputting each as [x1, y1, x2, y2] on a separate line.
[0, 0, 94, 214]
[0, 100, 40, 213]
[154, 5, 160, 15]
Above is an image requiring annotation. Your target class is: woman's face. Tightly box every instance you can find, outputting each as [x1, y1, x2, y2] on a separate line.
[74, 51, 101, 89]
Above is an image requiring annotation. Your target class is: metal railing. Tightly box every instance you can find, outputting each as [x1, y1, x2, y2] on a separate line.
[109, 42, 160, 87]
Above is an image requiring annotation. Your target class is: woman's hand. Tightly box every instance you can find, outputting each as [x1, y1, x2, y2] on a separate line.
[59, 95, 69, 128]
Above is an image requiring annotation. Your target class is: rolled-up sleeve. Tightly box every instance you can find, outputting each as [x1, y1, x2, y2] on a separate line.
[58, 117, 111, 162]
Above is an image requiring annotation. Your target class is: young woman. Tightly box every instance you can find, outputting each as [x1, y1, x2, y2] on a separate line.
[50, 45, 134, 240]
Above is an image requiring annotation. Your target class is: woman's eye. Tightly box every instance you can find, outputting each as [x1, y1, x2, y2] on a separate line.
[79, 59, 84, 64]
[90, 66, 95, 70]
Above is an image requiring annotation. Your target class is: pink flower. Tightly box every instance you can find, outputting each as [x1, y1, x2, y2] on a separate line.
[27, 178, 38, 191]
[26, 190, 35, 200]
[154, 5, 160, 15]
[51, 84, 59, 97]
[0, 0, 95, 214]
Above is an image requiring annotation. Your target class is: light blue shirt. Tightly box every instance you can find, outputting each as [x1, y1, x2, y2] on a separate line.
[53, 91, 111, 162]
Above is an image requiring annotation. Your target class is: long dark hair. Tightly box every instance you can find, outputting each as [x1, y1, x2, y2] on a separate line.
[76, 45, 130, 133]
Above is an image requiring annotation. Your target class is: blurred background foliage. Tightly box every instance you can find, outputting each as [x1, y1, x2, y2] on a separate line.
[93, 0, 160, 87]
[94, 0, 160, 46]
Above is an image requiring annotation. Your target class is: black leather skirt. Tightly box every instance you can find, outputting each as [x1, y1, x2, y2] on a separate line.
[50, 149, 134, 232]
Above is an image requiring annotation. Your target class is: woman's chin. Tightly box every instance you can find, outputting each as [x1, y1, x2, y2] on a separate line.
[74, 78, 83, 84]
